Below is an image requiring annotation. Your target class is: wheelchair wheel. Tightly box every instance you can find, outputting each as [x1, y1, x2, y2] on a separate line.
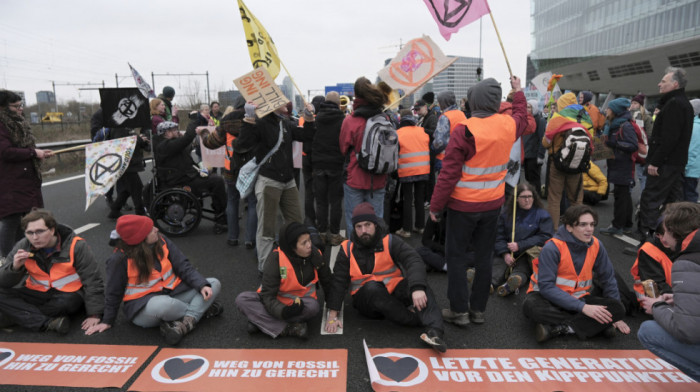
[149, 189, 202, 236]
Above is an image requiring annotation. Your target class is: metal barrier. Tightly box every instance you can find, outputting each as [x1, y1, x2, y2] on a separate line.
[37, 139, 91, 149]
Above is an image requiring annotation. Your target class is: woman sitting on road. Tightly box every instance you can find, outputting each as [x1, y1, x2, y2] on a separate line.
[491, 182, 553, 296]
[84, 215, 222, 345]
[235, 222, 332, 339]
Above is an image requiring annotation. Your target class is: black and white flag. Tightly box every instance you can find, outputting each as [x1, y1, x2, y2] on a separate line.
[99, 88, 150, 129]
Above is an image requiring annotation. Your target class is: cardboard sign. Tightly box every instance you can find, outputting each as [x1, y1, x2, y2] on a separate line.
[592, 136, 615, 161]
[129, 348, 347, 392]
[233, 68, 289, 118]
[0, 342, 156, 389]
[199, 135, 226, 168]
[364, 343, 696, 392]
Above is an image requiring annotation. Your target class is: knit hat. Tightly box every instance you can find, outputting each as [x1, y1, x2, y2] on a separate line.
[162, 86, 175, 99]
[527, 99, 540, 116]
[422, 92, 435, 104]
[556, 92, 578, 112]
[325, 91, 340, 106]
[690, 99, 700, 116]
[351, 202, 379, 226]
[608, 98, 631, 115]
[631, 94, 645, 106]
[412, 99, 427, 110]
[116, 215, 153, 245]
[580, 91, 593, 105]
[399, 109, 417, 126]
[311, 95, 325, 114]
[156, 121, 178, 135]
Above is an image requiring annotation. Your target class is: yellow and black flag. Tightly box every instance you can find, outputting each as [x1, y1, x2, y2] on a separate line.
[238, 0, 280, 79]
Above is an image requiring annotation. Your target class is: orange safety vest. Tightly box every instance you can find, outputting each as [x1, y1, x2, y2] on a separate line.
[630, 242, 673, 301]
[397, 125, 430, 178]
[449, 115, 516, 204]
[224, 133, 236, 171]
[257, 248, 319, 305]
[435, 110, 467, 161]
[528, 238, 599, 299]
[344, 235, 403, 295]
[24, 236, 84, 293]
[123, 240, 182, 301]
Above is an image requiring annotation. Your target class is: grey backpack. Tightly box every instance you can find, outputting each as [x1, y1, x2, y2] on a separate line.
[357, 113, 399, 174]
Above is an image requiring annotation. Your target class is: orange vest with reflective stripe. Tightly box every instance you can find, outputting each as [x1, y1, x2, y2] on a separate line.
[435, 110, 467, 161]
[224, 133, 236, 171]
[24, 236, 84, 293]
[631, 242, 673, 301]
[528, 237, 599, 299]
[257, 248, 319, 305]
[397, 125, 430, 178]
[344, 235, 403, 295]
[449, 115, 516, 204]
[123, 240, 182, 301]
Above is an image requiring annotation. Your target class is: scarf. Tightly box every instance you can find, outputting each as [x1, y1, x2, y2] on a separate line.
[0, 108, 42, 179]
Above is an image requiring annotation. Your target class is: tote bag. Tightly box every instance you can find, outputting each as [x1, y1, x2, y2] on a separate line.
[236, 121, 284, 198]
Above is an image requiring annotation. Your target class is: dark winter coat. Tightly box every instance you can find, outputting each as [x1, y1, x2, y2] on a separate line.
[494, 206, 553, 257]
[247, 113, 304, 183]
[101, 235, 210, 325]
[523, 113, 546, 159]
[339, 98, 386, 190]
[108, 128, 151, 173]
[310, 102, 346, 171]
[155, 120, 199, 186]
[0, 121, 43, 219]
[605, 112, 638, 186]
[647, 88, 694, 168]
[201, 110, 244, 182]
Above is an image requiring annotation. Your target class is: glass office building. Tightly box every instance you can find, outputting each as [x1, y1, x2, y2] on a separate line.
[413, 56, 483, 105]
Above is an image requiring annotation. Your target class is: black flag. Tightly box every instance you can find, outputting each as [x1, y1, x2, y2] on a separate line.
[99, 88, 150, 129]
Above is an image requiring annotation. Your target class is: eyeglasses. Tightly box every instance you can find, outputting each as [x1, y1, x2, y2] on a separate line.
[575, 222, 596, 228]
[9, 103, 24, 109]
[517, 195, 534, 199]
[25, 228, 49, 237]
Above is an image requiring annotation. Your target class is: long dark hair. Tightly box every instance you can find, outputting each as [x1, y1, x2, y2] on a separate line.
[505, 183, 543, 216]
[354, 77, 387, 107]
[117, 237, 164, 284]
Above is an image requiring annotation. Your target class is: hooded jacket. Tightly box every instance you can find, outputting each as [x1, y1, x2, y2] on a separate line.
[310, 101, 346, 171]
[647, 88, 694, 168]
[652, 229, 700, 344]
[605, 111, 638, 185]
[534, 226, 620, 312]
[251, 113, 305, 183]
[339, 98, 386, 190]
[582, 162, 608, 195]
[494, 206, 553, 258]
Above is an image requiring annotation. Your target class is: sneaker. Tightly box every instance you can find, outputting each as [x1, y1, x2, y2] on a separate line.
[497, 283, 513, 297]
[45, 316, 70, 334]
[413, 227, 424, 235]
[246, 321, 260, 334]
[227, 239, 239, 247]
[600, 225, 623, 236]
[203, 301, 223, 319]
[420, 329, 447, 353]
[395, 229, 411, 238]
[328, 233, 345, 247]
[281, 322, 308, 339]
[469, 311, 485, 324]
[535, 323, 572, 343]
[466, 268, 475, 284]
[441, 309, 470, 327]
[498, 275, 523, 296]
[245, 241, 254, 249]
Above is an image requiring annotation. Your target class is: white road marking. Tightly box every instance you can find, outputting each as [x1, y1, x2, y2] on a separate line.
[329, 229, 346, 271]
[42, 174, 84, 187]
[75, 223, 100, 235]
[320, 303, 344, 335]
[613, 233, 640, 247]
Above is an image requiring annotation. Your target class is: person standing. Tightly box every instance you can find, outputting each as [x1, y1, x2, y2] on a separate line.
[414, 98, 439, 207]
[630, 94, 654, 192]
[430, 76, 529, 326]
[395, 109, 430, 238]
[523, 100, 547, 193]
[0, 90, 52, 259]
[682, 99, 700, 203]
[150, 98, 178, 138]
[431, 91, 466, 174]
[638, 67, 694, 243]
[157, 86, 178, 122]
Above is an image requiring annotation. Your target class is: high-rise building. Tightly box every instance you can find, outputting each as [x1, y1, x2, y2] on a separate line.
[217, 90, 242, 108]
[528, 0, 700, 95]
[431, 56, 483, 101]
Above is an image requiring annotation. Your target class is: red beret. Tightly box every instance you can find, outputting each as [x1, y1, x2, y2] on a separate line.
[116, 215, 154, 245]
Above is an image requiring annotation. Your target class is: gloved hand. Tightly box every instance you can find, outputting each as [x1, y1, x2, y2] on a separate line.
[281, 300, 304, 320]
[244, 102, 257, 119]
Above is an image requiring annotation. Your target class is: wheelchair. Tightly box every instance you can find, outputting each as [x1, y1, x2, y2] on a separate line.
[143, 165, 225, 237]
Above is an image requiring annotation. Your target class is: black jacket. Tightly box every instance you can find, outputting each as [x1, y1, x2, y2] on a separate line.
[109, 128, 151, 173]
[605, 112, 638, 186]
[155, 120, 199, 186]
[249, 113, 304, 183]
[647, 88, 694, 168]
[523, 113, 546, 159]
[326, 226, 428, 311]
[310, 102, 346, 171]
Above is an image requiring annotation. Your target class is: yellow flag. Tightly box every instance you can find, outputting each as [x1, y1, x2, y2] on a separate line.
[238, 0, 280, 79]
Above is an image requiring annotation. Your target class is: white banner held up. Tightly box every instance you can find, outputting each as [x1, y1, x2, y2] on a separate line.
[233, 67, 289, 118]
[84, 136, 136, 210]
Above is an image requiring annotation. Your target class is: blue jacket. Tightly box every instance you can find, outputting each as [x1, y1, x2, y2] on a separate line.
[685, 116, 700, 178]
[605, 112, 638, 186]
[494, 206, 553, 257]
[536, 226, 620, 312]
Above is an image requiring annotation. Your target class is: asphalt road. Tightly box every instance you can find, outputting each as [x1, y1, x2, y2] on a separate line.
[1, 163, 655, 392]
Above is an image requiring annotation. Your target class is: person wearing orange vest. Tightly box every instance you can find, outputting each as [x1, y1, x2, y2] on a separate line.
[324, 203, 446, 352]
[84, 215, 222, 345]
[235, 222, 332, 339]
[429, 76, 529, 327]
[431, 91, 467, 173]
[522, 205, 629, 343]
[395, 109, 430, 238]
[630, 218, 675, 303]
[0, 208, 104, 334]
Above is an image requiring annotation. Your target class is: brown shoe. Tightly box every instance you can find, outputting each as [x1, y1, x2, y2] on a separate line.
[45, 316, 70, 334]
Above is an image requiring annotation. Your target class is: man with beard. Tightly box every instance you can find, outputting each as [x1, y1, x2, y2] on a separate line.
[324, 203, 446, 352]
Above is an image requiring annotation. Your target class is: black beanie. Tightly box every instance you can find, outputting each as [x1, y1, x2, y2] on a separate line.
[422, 92, 435, 104]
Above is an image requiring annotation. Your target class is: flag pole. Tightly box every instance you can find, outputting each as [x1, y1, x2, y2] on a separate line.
[488, 11, 512, 78]
[510, 184, 517, 260]
[52, 144, 89, 154]
[279, 59, 308, 107]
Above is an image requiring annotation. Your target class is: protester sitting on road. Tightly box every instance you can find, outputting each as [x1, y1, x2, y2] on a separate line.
[492, 183, 553, 297]
[582, 162, 608, 206]
[325, 203, 447, 353]
[84, 215, 222, 345]
[630, 217, 675, 305]
[235, 222, 331, 339]
[0, 208, 104, 334]
[638, 202, 700, 382]
[522, 205, 630, 343]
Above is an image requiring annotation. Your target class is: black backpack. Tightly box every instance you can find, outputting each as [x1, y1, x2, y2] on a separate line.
[552, 126, 592, 174]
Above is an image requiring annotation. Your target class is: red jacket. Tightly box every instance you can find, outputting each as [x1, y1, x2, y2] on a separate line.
[339, 98, 387, 190]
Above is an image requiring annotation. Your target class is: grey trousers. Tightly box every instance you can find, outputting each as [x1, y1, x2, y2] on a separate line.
[235, 291, 319, 338]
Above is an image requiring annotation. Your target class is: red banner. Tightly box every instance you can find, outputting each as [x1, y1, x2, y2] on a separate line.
[129, 348, 347, 392]
[364, 343, 697, 391]
[0, 342, 156, 389]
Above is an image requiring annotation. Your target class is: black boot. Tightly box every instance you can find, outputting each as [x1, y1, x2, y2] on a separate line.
[160, 316, 197, 345]
[420, 329, 447, 353]
[280, 322, 308, 339]
[535, 323, 572, 343]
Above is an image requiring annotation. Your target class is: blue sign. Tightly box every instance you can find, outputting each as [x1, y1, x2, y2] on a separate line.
[325, 83, 354, 97]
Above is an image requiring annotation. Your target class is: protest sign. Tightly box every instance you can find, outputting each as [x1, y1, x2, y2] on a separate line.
[85, 136, 136, 210]
[234, 68, 289, 118]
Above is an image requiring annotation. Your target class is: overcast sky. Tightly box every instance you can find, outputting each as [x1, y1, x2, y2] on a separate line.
[1, 0, 530, 107]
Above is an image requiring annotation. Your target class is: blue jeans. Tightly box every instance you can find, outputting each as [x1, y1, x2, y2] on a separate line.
[682, 176, 699, 203]
[636, 163, 647, 192]
[343, 183, 386, 237]
[638, 320, 700, 382]
[226, 181, 258, 243]
[132, 278, 221, 328]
